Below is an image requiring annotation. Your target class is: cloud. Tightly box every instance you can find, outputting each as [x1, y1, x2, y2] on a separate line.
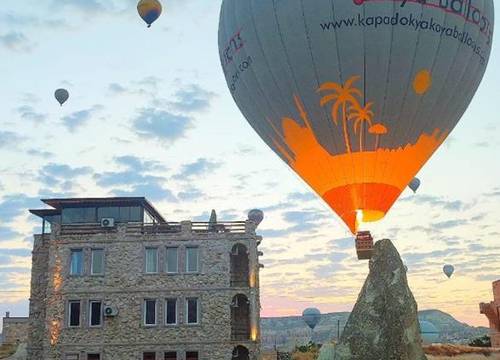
[115, 155, 167, 173]
[133, 108, 193, 144]
[109, 83, 127, 94]
[173, 158, 222, 180]
[62, 105, 102, 132]
[169, 84, 216, 113]
[17, 105, 47, 122]
[287, 192, 317, 202]
[0, 227, 23, 242]
[38, 163, 93, 189]
[431, 219, 466, 230]
[0, 195, 39, 223]
[177, 188, 204, 201]
[0, 248, 32, 257]
[0, 32, 35, 52]
[0, 131, 25, 150]
[27, 149, 54, 159]
[399, 194, 468, 212]
[112, 183, 177, 202]
[52, 0, 106, 14]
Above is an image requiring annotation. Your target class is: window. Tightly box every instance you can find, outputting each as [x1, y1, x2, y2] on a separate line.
[68, 301, 81, 327]
[87, 355, 100, 360]
[70, 249, 83, 275]
[91, 249, 104, 275]
[186, 298, 199, 325]
[89, 301, 102, 327]
[165, 352, 177, 360]
[166, 247, 178, 273]
[145, 248, 158, 273]
[65, 355, 79, 360]
[62, 207, 96, 224]
[186, 247, 199, 273]
[143, 353, 156, 360]
[165, 299, 177, 325]
[144, 299, 157, 326]
[186, 351, 199, 360]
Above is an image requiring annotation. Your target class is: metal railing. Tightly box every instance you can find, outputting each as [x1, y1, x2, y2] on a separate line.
[59, 221, 249, 235]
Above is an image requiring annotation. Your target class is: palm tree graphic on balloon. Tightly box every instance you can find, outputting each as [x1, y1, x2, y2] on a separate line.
[318, 76, 388, 153]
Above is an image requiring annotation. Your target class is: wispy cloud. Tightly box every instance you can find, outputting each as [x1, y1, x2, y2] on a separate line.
[173, 158, 222, 180]
[0, 131, 25, 150]
[132, 108, 193, 144]
[62, 105, 102, 132]
[17, 105, 47, 122]
[168, 84, 216, 113]
[0, 31, 35, 52]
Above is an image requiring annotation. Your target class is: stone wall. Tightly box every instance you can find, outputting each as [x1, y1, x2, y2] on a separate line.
[480, 280, 500, 348]
[28, 222, 262, 360]
[2, 317, 30, 344]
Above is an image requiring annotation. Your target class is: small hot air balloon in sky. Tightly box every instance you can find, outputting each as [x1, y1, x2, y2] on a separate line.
[443, 264, 455, 279]
[54, 88, 69, 106]
[248, 209, 264, 227]
[302, 308, 321, 331]
[218, 0, 494, 235]
[137, 0, 162, 28]
[409, 178, 421, 193]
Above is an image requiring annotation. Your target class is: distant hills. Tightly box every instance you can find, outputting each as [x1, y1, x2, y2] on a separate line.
[261, 309, 489, 351]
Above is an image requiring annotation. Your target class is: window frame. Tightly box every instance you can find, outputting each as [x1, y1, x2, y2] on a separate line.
[185, 247, 199, 273]
[145, 247, 159, 274]
[68, 300, 81, 328]
[89, 300, 103, 328]
[165, 298, 178, 326]
[165, 247, 179, 274]
[164, 351, 177, 360]
[90, 248, 105, 276]
[185, 351, 199, 360]
[87, 354, 101, 360]
[185, 297, 199, 325]
[143, 299, 157, 327]
[69, 249, 84, 276]
[143, 352, 156, 360]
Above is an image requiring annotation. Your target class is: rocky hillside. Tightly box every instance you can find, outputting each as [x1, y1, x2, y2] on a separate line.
[261, 310, 489, 351]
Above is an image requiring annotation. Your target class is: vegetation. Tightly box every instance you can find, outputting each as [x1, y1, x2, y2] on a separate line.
[292, 342, 321, 360]
[468, 335, 492, 348]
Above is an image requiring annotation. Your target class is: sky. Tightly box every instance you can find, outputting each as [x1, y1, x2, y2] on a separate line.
[0, 0, 499, 332]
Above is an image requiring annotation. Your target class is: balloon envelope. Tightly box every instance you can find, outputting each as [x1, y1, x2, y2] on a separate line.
[218, 0, 494, 233]
[443, 264, 454, 278]
[137, 0, 162, 27]
[248, 209, 264, 226]
[302, 308, 321, 330]
[419, 320, 440, 344]
[54, 88, 69, 106]
[409, 178, 421, 193]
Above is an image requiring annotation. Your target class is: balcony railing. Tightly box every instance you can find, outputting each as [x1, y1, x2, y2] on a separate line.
[59, 221, 249, 236]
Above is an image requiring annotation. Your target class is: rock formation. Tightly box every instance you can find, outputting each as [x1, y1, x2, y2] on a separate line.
[334, 239, 427, 360]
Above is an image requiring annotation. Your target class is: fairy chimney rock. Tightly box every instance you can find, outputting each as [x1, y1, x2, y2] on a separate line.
[335, 239, 427, 360]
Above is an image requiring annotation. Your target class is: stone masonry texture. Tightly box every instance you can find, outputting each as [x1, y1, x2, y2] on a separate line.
[27, 220, 262, 360]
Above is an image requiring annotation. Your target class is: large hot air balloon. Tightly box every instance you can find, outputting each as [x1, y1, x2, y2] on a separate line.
[137, 0, 162, 28]
[54, 88, 69, 106]
[218, 1, 494, 235]
[302, 308, 321, 330]
[443, 264, 455, 278]
[409, 178, 421, 193]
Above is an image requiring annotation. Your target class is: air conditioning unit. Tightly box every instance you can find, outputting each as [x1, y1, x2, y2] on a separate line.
[104, 305, 118, 317]
[101, 218, 115, 228]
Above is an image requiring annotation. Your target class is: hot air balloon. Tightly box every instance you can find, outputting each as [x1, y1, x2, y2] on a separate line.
[302, 308, 321, 331]
[409, 178, 421, 193]
[54, 89, 69, 106]
[218, 1, 494, 239]
[137, 0, 162, 28]
[419, 320, 440, 344]
[248, 209, 264, 227]
[443, 264, 454, 278]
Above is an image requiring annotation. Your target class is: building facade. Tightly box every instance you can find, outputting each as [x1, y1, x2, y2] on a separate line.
[480, 280, 500, 348]
[27, 197, 262, 360]
[2, 312, 29, 345]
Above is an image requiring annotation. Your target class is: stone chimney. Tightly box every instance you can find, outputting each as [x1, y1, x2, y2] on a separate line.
[479, 280, 500, 348]
[5, 311, 10, 318]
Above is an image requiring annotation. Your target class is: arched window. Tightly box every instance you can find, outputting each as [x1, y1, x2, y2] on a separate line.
[231, 294, 250, 341]
[232, 345, 249, 360]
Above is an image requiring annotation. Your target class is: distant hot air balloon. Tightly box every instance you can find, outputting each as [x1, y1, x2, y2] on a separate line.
[54, 88, 69, 106]
[302, 308, 321, 331]
[248, 209, 264, 227]
[419, 320, 440, 344]
[443, 265, 455, 279]
[218, 1, 494, 235]
[137, 0, 162, 28]
[408, 178, 421, 193]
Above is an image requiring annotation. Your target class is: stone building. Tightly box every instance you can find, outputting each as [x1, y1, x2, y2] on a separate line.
[27, 197, 262, 360]
[480, 280, 500, 348]
[2, 312, 29, 345]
